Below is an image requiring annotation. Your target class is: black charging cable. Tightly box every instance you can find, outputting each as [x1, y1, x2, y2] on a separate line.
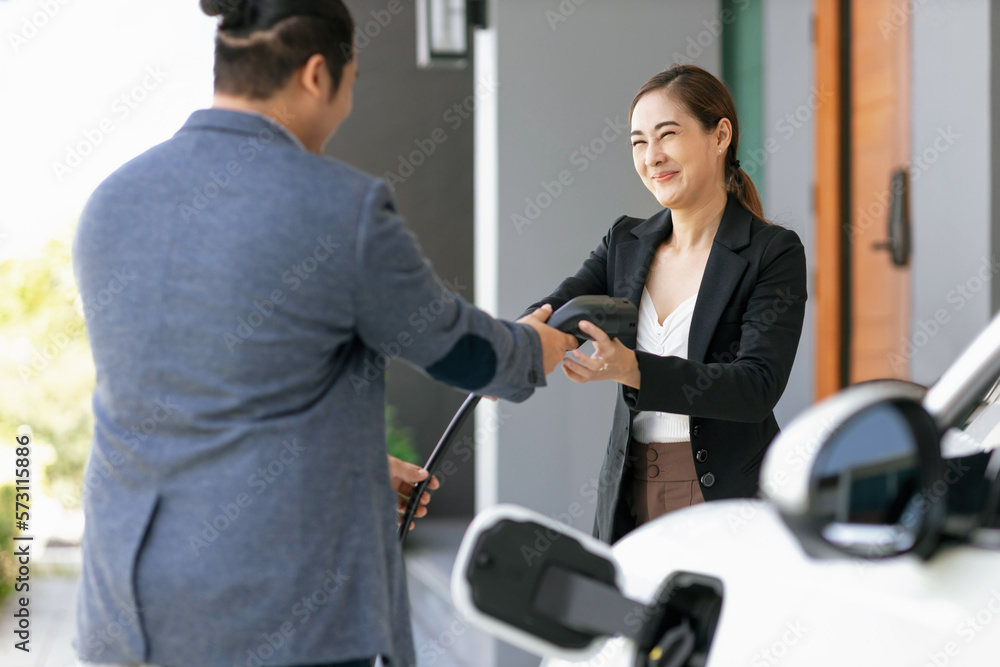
[397, 393, 481, 546]
[395, 295, 638, 547]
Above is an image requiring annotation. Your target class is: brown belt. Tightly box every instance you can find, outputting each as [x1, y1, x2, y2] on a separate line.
[629, 440, 699, 481]
[626, 440, 705, 524]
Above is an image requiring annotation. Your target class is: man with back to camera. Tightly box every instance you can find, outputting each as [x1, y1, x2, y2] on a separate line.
[71, 1, 578, 666]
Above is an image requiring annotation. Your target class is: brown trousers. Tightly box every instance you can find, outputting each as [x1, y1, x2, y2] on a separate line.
[626, 440, 705, 525]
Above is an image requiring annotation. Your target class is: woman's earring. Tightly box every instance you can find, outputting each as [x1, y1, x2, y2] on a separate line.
[718, 149, 723, 154]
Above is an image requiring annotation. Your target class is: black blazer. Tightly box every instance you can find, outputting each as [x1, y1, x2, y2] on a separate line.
[525, 195, 807, 543]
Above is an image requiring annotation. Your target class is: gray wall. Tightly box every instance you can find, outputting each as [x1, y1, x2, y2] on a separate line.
[762, 0, 816, 425]
[477, 2, 723, 664]
[994, 2, 1000, 319]
[483, 0, 723, 527]
[326, 0, 477, 516]
[910, 0, 997, 385]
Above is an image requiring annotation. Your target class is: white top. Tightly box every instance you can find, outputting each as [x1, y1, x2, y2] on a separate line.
[631, 286, 697, 444]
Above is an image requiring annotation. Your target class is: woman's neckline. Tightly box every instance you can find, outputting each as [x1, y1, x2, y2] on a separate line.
[642, 287, 697, 328]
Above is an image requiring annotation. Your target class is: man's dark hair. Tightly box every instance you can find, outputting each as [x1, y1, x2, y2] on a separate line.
[201, 0, 355, 100]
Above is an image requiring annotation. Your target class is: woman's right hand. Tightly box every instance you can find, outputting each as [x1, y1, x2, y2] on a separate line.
[517, 304, 579, 375]
[561, 319, 641, 389]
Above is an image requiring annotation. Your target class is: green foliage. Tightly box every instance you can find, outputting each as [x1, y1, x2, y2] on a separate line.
[0, 484, 15, 604]
[0, 231, 94, 508]
[386, 404, 419, 464]
[0, 228, 421, 525]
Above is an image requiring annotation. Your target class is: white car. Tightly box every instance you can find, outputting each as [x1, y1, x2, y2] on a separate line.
[450, 314, 1000, 666]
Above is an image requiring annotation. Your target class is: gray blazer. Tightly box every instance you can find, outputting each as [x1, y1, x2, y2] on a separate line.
[72, 109, 545, 667]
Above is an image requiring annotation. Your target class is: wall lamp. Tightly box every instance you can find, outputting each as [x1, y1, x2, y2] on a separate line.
[416, 0, 488, 69]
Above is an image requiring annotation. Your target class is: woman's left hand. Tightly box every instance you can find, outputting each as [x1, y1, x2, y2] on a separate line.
[561, 320, 640, 389]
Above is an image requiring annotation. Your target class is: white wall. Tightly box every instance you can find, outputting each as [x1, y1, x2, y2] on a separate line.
[762, 0, 816, 426]
[475, 1, 723, 665]
[910, 0, 996, 385]
[0, 1, 216, 260]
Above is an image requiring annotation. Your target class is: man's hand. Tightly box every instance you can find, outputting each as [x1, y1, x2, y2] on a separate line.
[389, 454, 440, 531]
[517, 304, 579, 375]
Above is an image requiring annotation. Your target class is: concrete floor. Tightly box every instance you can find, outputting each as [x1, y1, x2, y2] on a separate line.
[0, 546, 81, 667]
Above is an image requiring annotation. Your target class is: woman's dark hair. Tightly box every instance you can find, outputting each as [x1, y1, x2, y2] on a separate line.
[629, 64, 768, 223]
[201, 0, 355, 100]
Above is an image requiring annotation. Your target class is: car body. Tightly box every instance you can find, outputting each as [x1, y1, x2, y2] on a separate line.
[451, 314, 1000, 666]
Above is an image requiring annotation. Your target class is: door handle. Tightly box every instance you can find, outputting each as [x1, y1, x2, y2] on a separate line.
[871, 168, 911, 267]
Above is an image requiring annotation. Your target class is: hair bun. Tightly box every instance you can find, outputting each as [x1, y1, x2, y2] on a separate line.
[200, 0, 245, 19]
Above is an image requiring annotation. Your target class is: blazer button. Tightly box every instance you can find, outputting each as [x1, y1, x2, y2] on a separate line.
[692, 425, 701, 438]
[700, 472, 715, 487]
[696, 449, 708, 463]
[528, 369, 539, 384]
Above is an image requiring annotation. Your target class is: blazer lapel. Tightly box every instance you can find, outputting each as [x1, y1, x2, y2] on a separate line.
[688, 197, 752, 364]
[613, 209, 672, 349]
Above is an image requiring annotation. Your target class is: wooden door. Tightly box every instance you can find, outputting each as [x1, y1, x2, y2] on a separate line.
[848, 0, 911, 383]
[815, 0, 912, 398]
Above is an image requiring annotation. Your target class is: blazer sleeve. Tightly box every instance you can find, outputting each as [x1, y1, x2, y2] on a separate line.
[352, 180, 545, 402]
[519, 215, 628, 319]
[625, 227, 807, 422]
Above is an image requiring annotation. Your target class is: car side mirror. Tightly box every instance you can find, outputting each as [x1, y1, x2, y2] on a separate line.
[762, 381, 947, 560]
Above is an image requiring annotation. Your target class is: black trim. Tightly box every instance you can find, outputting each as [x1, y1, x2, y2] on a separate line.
[838, 0, 852, 389]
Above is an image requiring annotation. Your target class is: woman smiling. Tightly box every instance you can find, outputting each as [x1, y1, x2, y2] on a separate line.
[525, 64, 808, 543]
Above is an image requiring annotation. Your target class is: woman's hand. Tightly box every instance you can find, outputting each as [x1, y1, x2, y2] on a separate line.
[561, 320, 641, 389]
[388, 454, 440, 531]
